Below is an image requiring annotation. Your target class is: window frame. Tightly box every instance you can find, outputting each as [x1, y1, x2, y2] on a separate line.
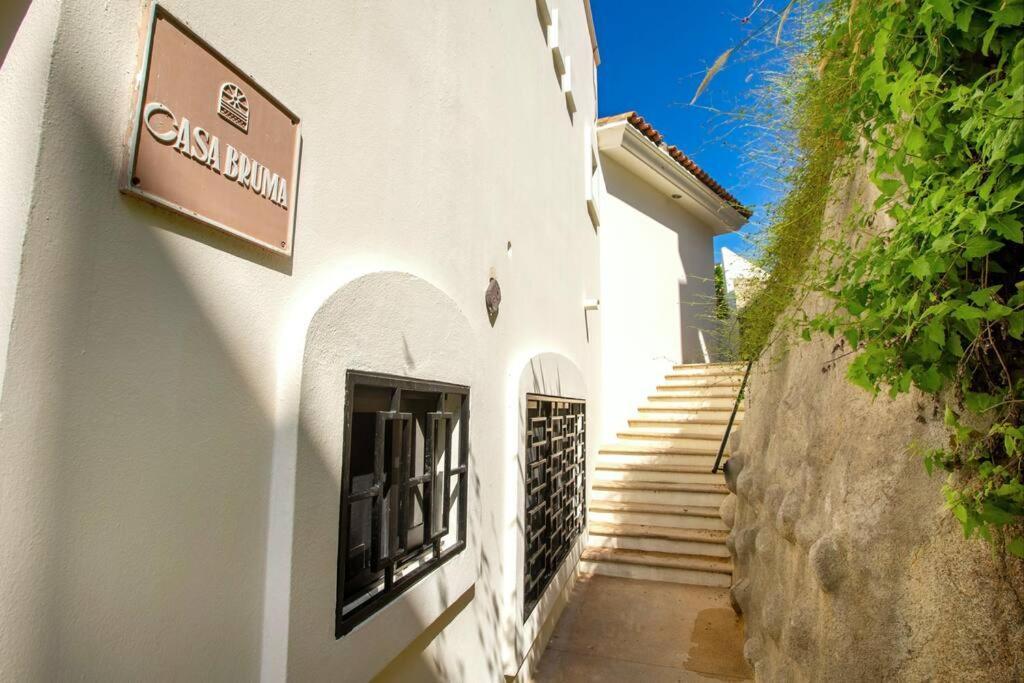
[335, 370, 470, 638]
[522, 393, 587, 621]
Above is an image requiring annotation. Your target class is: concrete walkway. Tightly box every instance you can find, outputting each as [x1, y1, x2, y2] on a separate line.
[536, 574, 752, 682]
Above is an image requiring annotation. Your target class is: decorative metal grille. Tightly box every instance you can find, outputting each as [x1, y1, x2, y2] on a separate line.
[523, 394, 586, 620]
[336, 372, 469, 637]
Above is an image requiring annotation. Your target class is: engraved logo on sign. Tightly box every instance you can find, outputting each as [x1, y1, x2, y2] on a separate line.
[218, 82, 249, 133]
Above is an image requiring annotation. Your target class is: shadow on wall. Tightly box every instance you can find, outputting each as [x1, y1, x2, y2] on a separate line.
[1, 0, 31, 65]
[601, 160, 718, 365]
[286, 271, 511, 682]
[0, 43, 507, 683]
[0, 56, 282, 679]
[371, 471, 512, 682]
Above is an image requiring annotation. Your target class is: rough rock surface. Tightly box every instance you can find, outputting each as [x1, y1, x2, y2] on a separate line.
[726, 165, 1024, 681]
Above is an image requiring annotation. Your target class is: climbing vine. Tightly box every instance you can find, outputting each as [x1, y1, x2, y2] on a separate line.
[792, 0, 1024, 555]
[720, 0, 1024, 554]
[714, 263, 731, 321]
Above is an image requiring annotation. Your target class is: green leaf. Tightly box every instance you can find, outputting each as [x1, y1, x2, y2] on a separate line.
[944, 404, 958, 427]
[953, 304, 986, 320]
[951, 502, 969, 525]
[927, 0, 954, 22]
[948, 332, 965, 357]
[963, 236, 1002, 259]
[847, 355, 876, 393]
[925, 319, 945, 345]
[844, 327, 860, 349]
[982, 21, 998, 55]
[991, 185, 1021, 214]
[916, 364, 943, 393]
[980, 502, 1015, 525]
[955, 5, 974, 32]
[933, 234, 955, 252]
[993, 5, 1024, 28]
[909, 256, 932, 279]
[969, 287, 1000, 306]
[906, 126, 927, 154]
[967, 293, 987, 308]
[986, 301, 1013, 319]
[1009, 538, 1024, 558]
[1008, 312, 1024, 340]
[964, 391, 1000, 414]
[876, 178, 902, 196]
[992, 217, 1024, 244]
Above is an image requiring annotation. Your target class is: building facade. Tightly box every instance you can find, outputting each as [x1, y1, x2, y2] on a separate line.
[0, 2, 744, 680]
[596, 112, 749, 442]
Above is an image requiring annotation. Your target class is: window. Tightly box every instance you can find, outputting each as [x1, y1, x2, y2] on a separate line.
[336, 371, 469, 637]
[523, 395, 586, 620]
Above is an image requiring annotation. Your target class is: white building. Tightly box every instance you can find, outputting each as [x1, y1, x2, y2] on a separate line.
[596, 112, 750, 441]
[0, 2, 746, 680]
[721, 246, 767, 310]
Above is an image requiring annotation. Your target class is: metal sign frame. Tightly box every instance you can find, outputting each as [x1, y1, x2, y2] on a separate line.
[121, 2, 302, 256]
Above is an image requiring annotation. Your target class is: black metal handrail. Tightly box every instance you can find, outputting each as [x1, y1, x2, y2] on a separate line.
[711, 360, 753, 474]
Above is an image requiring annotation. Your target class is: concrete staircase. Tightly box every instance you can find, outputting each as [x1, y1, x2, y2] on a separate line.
[581, 362, 745, 587]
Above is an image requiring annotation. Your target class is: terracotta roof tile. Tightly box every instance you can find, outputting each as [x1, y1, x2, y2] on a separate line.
[597, 111, 752, 218]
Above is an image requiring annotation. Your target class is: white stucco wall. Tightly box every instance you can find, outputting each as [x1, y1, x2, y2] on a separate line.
[0, 1, 600, 680]
[721, 246, 766, 310]
[0, 0, 60, 408]
[598, 156, 717, 440]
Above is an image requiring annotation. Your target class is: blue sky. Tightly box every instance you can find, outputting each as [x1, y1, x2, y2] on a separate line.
[591, 0, 784, 260]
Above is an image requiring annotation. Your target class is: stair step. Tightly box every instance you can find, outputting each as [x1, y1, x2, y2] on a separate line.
[650, 387, 740, 399]
[606, 437, 728, 455]
[588, 523, 730, 557]
[592, 480, 727, 507]
[598, 452, 722, 467]
[628, 412, 739, 427]
[618, 426, 726, 441]
[639, 398, 741, 411]
[595, 463, 722, 485]
[659, 375, 743, 387]
[582, 546, 732, 574]
[670, 363, 746, 376]
[588, 500, 726, 531]
[594, 480, 727, 494]
[590, 522, 727, 544]
[580, 547, 733, 586]
[601, 441, 718, 456]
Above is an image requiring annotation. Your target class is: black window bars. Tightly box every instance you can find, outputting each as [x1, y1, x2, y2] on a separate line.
[336, 371, 469, 637]
[523, 394, 586, 621]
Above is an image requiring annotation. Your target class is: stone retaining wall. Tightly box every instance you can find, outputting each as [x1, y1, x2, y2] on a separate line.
[720, 166, 1024, 681]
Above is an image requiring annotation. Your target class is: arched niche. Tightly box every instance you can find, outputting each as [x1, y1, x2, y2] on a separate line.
[286, 271, 480, 682]
[502, 352, 590, 677]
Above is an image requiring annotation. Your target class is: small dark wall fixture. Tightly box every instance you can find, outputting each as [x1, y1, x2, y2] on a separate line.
[485, 278, 501, 326]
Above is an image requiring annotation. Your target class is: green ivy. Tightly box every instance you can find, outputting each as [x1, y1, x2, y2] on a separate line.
[797, 0, 1024, 554]
[714, 263, 731, 321]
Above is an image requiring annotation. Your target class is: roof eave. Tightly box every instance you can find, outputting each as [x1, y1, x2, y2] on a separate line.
[597, 120, 749, 235]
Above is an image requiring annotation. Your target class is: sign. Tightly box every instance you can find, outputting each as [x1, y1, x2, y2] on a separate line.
[123, 4, 301, 255]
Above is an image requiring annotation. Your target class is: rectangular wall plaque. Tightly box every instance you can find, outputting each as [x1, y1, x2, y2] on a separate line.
[123, 4, 301, 256]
